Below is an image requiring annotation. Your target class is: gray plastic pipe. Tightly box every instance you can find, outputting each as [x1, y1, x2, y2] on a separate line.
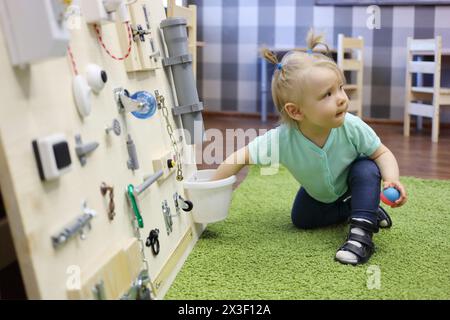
[160, 17, 205, 145]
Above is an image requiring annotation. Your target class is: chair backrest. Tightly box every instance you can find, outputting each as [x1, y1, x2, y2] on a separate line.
[406, 36, 442, 91]
[337, 34, 364, 117]
[337, 34, 364, 72]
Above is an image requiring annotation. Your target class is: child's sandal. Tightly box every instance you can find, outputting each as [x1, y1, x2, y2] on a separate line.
[335, 219, 378, 265]
[377, 206, 392, 229]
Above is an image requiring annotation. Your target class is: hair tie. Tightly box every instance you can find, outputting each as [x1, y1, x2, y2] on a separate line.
[277, 63, 283, 70]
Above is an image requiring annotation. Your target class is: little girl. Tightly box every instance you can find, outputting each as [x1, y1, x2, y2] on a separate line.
[211, 30, 407, 265]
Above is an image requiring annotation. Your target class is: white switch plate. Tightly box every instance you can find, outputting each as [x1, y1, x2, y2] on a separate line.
[0, 0, 69, 66]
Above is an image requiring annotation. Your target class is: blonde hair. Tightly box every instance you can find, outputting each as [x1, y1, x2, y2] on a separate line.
[261, 29, 345, 128]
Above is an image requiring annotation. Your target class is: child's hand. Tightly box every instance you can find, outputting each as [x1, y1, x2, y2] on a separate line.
[383, 181, 407, 208]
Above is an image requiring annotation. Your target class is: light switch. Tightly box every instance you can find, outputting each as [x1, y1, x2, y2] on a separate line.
[32, 134, 72, 181]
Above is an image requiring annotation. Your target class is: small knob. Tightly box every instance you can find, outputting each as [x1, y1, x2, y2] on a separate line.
[101, 70, 108, 83]
[105, 119, 121, 136]
[167, 159, 175, 169]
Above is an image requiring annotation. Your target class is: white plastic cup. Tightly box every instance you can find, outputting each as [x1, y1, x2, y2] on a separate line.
[183, 170, 236, 223]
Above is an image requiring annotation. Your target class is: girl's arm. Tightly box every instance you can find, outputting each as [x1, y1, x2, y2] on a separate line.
[211, 146, 251, 181]
[370, 144, 407, 208]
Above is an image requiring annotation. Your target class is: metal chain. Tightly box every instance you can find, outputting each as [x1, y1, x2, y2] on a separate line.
[155, 90, 183, 181]
[135, 226, 149, 274]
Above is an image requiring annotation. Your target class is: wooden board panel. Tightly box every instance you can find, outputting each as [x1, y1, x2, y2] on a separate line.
[0, 0, 204, 299]
[152, 227, 193, 295]
[66, 238, 141, 299]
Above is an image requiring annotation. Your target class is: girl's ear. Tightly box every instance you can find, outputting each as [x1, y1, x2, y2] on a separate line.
[284, 102, 304, 121]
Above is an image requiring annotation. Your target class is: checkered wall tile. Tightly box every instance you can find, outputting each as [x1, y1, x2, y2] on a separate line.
[188, 0, 450, 122]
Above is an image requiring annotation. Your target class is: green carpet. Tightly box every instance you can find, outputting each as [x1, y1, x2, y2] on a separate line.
[166, 165, 450, 299]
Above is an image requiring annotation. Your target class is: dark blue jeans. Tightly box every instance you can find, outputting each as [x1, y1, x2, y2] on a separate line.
[291, 157, 381, 229]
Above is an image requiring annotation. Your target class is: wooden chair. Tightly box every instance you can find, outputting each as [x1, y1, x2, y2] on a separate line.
[167, 0, 198, 79]
[337, 34, 364, 118]
[404, 36, 450, 143]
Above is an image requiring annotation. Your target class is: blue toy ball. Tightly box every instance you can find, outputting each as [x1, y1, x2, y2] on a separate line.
[380, 187, 401, 207]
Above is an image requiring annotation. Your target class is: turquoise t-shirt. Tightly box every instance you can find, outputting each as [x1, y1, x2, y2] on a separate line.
[248, 113, 381, 203]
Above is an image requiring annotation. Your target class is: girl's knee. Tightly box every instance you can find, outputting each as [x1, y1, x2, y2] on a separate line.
[350, 158, 381, 180]
[292, 219, 313, 230]
[291, 211, 316, 230]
